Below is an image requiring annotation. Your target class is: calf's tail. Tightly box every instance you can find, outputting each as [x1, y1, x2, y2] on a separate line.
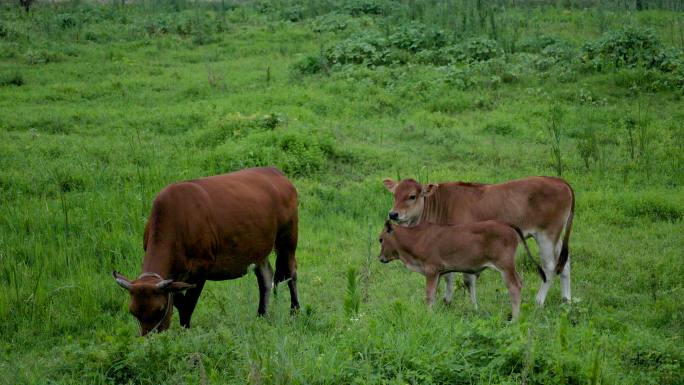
[512, 225, 547, 283]
[556, 182, 575, 275]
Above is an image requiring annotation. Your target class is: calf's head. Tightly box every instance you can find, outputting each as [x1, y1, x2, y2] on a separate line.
[113, 271, 194, 336]
[378, 221, 400, 263]
[383, 179, 437, 225]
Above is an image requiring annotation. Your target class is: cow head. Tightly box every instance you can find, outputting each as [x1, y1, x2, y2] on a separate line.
[383, 179, 438, 225]
[378, 220, 400, 263]
[113, 271, 195, 336]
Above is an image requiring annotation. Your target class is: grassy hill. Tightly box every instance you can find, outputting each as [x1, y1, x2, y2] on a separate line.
[0, 1, 682, 384]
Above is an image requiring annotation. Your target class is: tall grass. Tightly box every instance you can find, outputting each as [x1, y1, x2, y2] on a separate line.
[0, 1, 682, 384]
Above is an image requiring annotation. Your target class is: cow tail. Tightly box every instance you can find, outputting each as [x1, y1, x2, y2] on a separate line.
[512, 225, 546, 283]
[555, 182, 575, 275]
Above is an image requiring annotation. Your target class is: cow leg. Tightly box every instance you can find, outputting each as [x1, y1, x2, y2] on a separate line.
[274, 219, 300, 312]
[287, 275, 300, 313]
[425, 271, 439, 309]
[560, 258, 571, 302]
[534, 233, 557, 306]
[442, 273, 455, 305]
[176, 280, 205, 329]
[254, 258, 274, 316]
[464, 273, 478, 310]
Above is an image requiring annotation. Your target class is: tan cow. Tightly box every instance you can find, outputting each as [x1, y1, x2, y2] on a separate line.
[113, 167, 300, 335]
[383, 176, 574, 306]
[378, 220, 546, 319]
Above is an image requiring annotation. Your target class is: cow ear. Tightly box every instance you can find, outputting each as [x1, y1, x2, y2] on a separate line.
[422, 184, 438, 197]
[113, 271, 133, 291]
[383, 179, 397, 193]
[160, 281, 196, 293]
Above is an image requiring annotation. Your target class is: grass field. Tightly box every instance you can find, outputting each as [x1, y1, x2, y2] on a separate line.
[1, 1, 683, 384]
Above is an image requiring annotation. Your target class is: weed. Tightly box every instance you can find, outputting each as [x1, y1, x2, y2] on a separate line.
[0, 72, 24, 87]
[344, 267, 360, 319]
[546, 104, 564, 176]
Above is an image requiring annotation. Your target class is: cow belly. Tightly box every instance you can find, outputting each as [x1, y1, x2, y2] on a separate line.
[205, 251, 269, 281]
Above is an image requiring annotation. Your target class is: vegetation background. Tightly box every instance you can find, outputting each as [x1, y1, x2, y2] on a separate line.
[1, 0, 682, 384]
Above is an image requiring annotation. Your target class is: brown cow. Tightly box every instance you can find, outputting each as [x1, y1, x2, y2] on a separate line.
[113, 167, 300, 335]
[378, 220, 546, 319]
[383, 176, 574, 307]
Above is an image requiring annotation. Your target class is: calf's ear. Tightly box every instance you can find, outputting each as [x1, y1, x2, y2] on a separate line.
[422, 184, 438, 197]
[383, 179, 397, 193]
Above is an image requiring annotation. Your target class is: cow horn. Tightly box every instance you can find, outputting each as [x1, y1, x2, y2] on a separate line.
[156, 279, 174, 290]
[113, 271, 133, 291]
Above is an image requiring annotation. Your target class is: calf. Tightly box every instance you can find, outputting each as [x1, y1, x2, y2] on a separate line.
[378, 220, 546, 319]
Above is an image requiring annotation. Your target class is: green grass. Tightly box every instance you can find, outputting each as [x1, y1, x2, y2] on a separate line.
[1, 1, 683, 384]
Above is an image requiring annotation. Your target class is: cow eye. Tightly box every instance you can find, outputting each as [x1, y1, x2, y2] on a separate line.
[408, 194, 416, 200]
[378, 238, 383, 244]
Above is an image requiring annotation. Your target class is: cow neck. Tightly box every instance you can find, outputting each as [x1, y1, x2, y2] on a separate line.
[141, 254, 172, 281]
[420, 188, 449, 225]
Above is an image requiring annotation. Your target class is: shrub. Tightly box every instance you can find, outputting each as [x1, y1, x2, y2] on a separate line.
[310, 13, 350, 33]
[281, 5, 305, 22]
[292, 54, 327, 75]
[623, 196, 683, 222]
[519, 35, 560, 53]
[459, 37, 501, 62]
[581, 26, 683, 73]
[326, 33, 389, 66]
[205, 130, 336, 177]
[388, 22, 448, 53]
[195, 112, 284, 148]
[442, 65, 476, 90]
[0, 72, 24, 87]
[344, 0, 389, 16]
[57, 13, 78, 29]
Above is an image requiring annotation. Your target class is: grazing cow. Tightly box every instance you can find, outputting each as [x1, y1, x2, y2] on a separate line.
[113, 167, 300, 335]
[378, 220, 546, 319]
[383, 176, 574, 306]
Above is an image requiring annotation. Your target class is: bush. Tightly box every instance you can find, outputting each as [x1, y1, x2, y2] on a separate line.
[281, 5, 305, 22]
[581, 26, 683, 73]
[292, 54, 328, 75]
[310, 13, 350, 33]
[457, 37, 501, 62]
[195, 112, 285, 148]
[326, 32, 389, 66]
[344, 0, 389, 16]
[388, 22, 448, 53]
[205, 130, 337, 177]
[0, 72, 24, 87]
[518, 35, 561, 53]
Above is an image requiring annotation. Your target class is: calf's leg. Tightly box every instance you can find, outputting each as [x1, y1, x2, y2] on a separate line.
[501, 269, 522, 320]
[463, 273, 478, 310]
[442, 273, 455, 304]
[425, 271, 439, 309]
